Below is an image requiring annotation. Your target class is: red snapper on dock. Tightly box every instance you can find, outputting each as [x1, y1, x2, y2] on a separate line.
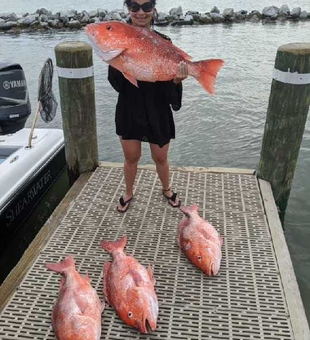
[177, 204, 223, 276]
[85, 21, 224, 94]
[45, 255, 104, 340]
[100, 236, 158, 333]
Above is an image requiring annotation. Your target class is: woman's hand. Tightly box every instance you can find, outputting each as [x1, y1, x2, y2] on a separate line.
[173, 61, 189, 84]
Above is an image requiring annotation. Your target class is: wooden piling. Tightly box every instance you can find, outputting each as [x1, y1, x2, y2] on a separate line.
[55, 41, 98, 186]
[257, 43, 310, 215]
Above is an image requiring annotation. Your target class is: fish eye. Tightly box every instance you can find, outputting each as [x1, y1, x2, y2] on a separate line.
[106, 25, 112, 31]
[197, 255, 202, 261]
[128, 311, 133, 318]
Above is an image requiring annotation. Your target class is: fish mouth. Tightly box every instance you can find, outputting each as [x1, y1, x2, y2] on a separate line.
[84, 27, 97, 47]
[139, 316, 155, 334]
[208, 261, 220, 276]
[84, 24, 101, 45]
[210, 262, 215, 276]
[84, 24, 96, 38]
[146, 318, 153, 333]
[208, 248, 221, 276]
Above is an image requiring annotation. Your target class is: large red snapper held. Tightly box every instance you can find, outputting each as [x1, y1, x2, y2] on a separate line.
[45, 255, 104, 340]
[177, 204, 223, 276]
[100, 236, 158, 333]
[85, 21, 224, 94]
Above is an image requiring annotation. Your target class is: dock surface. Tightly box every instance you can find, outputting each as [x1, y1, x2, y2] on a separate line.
[0, 163, 309, 339]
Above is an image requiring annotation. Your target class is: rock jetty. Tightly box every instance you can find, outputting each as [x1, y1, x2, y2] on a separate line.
[0, 6, 309, 32]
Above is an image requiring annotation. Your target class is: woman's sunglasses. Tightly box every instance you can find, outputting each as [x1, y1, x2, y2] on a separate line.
[129, 2, 154, 12]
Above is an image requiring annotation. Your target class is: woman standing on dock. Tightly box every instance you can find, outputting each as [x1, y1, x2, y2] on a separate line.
[108, 0, 189, 212]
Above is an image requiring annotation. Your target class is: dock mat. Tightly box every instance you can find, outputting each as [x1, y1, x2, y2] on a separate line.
[0, 166, 294, 339]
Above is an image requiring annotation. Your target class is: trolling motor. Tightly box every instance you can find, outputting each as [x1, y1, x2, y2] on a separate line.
[0, 62, 31, 135]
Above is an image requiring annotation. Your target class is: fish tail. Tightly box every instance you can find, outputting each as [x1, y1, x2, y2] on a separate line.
[180, 203, 199, 215]
[100, 236, 127, 254]
[190, 203, 199, 212]
[45, 255, 75, 274]
[191, 59, 224, 95]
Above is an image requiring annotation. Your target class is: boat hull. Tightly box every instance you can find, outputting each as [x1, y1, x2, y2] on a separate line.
[0, 129, 66, 252]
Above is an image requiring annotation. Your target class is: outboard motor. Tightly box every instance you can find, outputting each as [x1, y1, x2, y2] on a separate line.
[0, 62, 31, 135]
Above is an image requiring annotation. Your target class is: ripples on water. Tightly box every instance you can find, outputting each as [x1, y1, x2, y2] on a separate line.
[0, 18, 310, 321]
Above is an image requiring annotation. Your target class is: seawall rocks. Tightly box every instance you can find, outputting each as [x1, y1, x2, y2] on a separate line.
[0, 6, 309, 32]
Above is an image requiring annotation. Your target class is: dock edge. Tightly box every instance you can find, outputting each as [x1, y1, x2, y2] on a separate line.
[258, 178, 310, 340]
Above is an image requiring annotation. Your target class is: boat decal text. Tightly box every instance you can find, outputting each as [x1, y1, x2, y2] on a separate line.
[5, 170, 52, 226]
[3, 79, 27, 90]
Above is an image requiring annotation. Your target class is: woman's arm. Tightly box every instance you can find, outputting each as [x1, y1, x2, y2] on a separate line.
[168, 61, 189, 111]
[173, 61, 189, 85]
[169, 81, 183, 111]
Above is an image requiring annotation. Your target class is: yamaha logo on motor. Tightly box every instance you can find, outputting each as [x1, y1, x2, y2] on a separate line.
[3, 79, 26, 90]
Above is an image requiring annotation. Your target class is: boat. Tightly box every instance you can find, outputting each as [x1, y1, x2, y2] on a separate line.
[0, 128, 66, 251]
[0, 61, 66, 252]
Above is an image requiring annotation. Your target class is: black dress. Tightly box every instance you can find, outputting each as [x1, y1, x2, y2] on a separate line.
[108, 32, 183, 148]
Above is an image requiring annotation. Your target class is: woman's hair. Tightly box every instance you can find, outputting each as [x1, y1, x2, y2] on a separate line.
[124, 0, 158, 24]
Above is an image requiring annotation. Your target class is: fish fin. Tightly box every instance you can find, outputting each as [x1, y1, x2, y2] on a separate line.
[101, 236, 127, 254]
[172, 44, 192, 60]
[97, 48, 126, 62]
[75, 296, 88, 314]
[100, 301, 105, 313]
[182, 242, 191, 251]
[200, 229, 212, 240]
[74, 289, 99, 314]
[83, 271, 90, 283]
[219, 234, 224, 246]
[176, 223, 185, 248]
[46, 255, 75, 275]
[180, 203, 198, 217]
[191, 59, 224, 95]
[103, 261, 112, 305]
[129, 269, 144, 286]
[178, 217, 187, 230]
[59, 277, 66, 290]
[176, 235, 181, 248]
[122, 72, 139, 87]
[147, 265, 156, 286]
[190, 203, 199, 212]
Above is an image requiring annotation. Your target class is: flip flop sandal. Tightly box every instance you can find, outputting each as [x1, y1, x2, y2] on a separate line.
[117, 195, 133, 213]
[162, 188, 181, 208]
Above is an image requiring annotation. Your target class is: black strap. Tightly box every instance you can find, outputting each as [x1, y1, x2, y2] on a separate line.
[119, 196, 132, 207]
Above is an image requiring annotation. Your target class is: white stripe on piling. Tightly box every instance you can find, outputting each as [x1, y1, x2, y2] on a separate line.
[56, 66, 94, 79]
[273, 68, 310, 85]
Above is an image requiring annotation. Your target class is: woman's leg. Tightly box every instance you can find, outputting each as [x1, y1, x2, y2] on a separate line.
[149, 142, 180, 207]
[118, 138, 141, 211]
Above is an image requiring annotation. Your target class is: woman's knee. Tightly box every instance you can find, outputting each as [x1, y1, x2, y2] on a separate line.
[150, 143, 169, 166]
[124, 153, 141, 165]
[152, 153, 168, 166]
[121, 139, 141, 165]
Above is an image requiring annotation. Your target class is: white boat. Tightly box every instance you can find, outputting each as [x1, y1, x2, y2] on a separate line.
[0, 128, 66, 252]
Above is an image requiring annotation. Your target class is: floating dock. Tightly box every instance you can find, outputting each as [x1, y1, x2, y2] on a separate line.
[0, 163, 309, 339]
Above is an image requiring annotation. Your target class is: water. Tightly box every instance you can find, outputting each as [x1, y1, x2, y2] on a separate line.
[0, 0, 310, 14]
[0, 0, 310, 323]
